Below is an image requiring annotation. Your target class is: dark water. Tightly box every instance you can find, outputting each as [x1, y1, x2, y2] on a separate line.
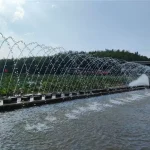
[1, 89, 150, 150]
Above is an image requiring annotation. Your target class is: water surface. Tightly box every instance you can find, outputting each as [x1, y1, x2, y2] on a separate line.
[1, 89, 150, 150]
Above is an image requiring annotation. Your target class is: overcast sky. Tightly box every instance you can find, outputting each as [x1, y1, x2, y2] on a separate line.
[0, 0, 150, 57]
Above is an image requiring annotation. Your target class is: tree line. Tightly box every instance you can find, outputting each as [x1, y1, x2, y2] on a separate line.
[0, 49, 149, 74]
[89, 49, 150, 61]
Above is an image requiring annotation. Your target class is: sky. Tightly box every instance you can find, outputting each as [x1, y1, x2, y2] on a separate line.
[0, 0, 150, 57]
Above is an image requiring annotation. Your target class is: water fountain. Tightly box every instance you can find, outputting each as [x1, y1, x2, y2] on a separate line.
[0, 33, 150, 112]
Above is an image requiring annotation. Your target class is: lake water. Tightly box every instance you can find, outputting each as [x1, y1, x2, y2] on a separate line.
[1, 89, 150, 150]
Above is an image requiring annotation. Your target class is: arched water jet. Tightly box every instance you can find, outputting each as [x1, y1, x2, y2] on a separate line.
[21, 44, 47, 91]
[129, 74, 149, 87]
[13, 42, 42, 94]
[6, 41, 28, 95]
[32, 48, 56, 93]
[42, 47, 66, 93]
[0, 33, 149, 98]
[57, 54, 94, 93]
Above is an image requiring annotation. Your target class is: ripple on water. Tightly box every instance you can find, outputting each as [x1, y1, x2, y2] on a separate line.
[109, 99, 125, 105]
[45, 116, 57, 122]
[87, 102, 104, 112]
[25, 122, 53, 132]
[65, 102, 106, 120]
[65, 113, 78, 120]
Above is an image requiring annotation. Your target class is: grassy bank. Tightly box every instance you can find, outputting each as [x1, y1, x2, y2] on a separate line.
[0, 73, 128, 96]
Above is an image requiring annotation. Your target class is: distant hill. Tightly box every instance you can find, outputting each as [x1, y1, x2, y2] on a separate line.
[89, 49, 150, 61]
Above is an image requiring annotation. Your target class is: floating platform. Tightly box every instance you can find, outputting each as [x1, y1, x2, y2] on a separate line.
[0, 86, 149, 112]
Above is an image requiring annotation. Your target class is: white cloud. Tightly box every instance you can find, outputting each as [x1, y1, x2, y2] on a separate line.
[12, 0, 25, 5]
[0, 0, 5, 13]
[24, 32, 34, 36]
[0, 0, 25, 22]
[0, 0, 26, 58]
[13, 6, 25, 22]
[51, 4, 57, 9]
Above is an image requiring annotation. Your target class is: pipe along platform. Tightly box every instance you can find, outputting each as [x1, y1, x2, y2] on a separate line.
[0, 86, 149, 112]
